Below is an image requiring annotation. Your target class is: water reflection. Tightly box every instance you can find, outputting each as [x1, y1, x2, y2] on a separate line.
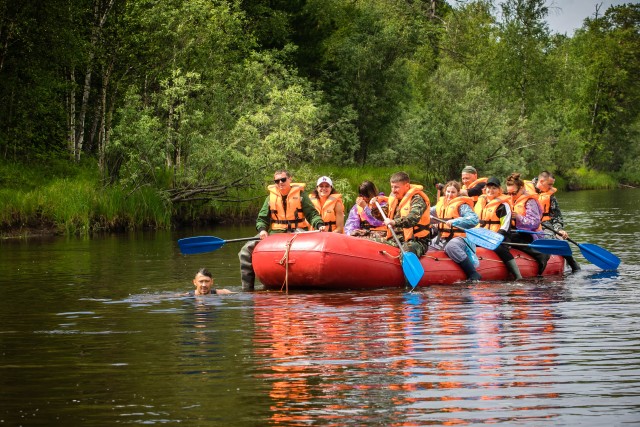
[1, 190, 639, 426]
[251, 284, 571, 425]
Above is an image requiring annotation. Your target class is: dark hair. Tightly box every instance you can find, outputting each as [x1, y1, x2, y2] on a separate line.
[506, 172, 525, 190]
[311, 186, 337, 198]
[358, 180, 379, 199]
[196, 268, 212, 279]
[274, 169, 291, 178]
[444, 180, 461, 192]
[390, 171, 410, 183]
[538, 170, 554, 180]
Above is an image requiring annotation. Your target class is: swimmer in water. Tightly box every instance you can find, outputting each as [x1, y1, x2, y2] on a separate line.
[191, 268, 235, 295]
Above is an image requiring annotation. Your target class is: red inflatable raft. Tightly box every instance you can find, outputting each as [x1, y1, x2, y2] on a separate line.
[252, 232, 565, 290]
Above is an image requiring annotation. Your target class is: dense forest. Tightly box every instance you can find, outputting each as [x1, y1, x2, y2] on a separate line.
[1, 0, 639, 233]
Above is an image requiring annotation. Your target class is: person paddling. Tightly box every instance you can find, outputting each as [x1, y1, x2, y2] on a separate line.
[506, 173, 549, 276]
[238, 169, 326, 291]
[371, 172, 431, 258]
[430, 180, 481, 281]
[533, 171, 581, 272]
[474, 176, 523, 280]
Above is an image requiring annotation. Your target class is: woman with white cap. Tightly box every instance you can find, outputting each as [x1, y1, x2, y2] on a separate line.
[309, 176, 345, 233]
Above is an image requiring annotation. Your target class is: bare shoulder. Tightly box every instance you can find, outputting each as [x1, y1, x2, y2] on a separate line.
[215, 289, 236, 295]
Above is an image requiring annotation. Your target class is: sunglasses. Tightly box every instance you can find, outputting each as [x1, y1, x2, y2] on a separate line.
[274, 177, 288, 184]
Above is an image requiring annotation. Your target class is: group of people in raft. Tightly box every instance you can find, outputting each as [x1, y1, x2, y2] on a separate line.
[238, 166, 581, 290]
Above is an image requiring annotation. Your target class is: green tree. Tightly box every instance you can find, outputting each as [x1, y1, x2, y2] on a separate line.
[493, 0, 552, 117]
[390, 67, 523, 180]
[567, 3, 640, 171]
[296, 0, 442, 164]
[0, 0, 86, 160]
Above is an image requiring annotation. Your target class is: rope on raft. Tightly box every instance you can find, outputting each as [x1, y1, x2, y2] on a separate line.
[278, 233, 300, 293]
[380, 250, 401, 259]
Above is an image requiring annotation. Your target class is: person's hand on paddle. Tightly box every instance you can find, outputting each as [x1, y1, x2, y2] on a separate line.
[558, 229, 569, 239]
[318, 225, 327, 232]
[369, 195, 387, 208]
[259, 230, 269, 240]
[384, 218, 395, 227]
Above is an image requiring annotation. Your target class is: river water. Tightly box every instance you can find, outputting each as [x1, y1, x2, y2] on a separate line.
[1, 190, 639, 426]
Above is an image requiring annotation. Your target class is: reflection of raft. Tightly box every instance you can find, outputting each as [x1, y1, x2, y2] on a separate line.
[253, 232, 564, 290]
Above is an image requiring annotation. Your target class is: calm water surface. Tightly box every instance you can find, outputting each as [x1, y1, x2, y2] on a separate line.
[1, 190, 639, 426]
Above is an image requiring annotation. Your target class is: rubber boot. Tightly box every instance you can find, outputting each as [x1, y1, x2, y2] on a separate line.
[535, 252, 550, 276]
[565, 256, 581, 273]
[458, 257, 482, 282]
[505, 259, 523, 280]
[239, 240, 259, 291]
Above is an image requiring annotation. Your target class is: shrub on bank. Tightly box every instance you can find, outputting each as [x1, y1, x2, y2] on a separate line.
[1, 175, 171, 236]
[566, 167, 619, 190]
[1, 160, 636, 237]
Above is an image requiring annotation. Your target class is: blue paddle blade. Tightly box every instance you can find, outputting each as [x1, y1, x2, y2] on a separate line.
[465, 228, 504, 250]
[529, 239, 573, 256]
[178, 236, 225, 254]
[579, 243, 620, 270]
[515, 229, 545, 234]
[401, 252, 424, 289]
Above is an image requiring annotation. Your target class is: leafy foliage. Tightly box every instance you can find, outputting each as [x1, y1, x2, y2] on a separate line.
[1, 0, 639, 232]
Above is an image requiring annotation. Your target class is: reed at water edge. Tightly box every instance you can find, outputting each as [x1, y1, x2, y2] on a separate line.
[2, 160, 634, 237]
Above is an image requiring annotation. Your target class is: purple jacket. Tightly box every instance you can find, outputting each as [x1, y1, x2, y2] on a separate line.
[344, 204, 385, 235]
[514, 198, 542, 240]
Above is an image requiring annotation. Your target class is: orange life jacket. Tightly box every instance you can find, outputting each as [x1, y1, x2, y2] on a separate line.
[268, 183, 310, 232]
[309, 193, 342, 232]
[462, 177, 488, 204]
[474, 194, 511, 232]
[434, 196, 474, 240]
[510, 193, 541, 229]
[536, 187, 557, 223]
[357, 205, 387, 231]
[524, 180, 536, 194]
[387, 184, 431, 241]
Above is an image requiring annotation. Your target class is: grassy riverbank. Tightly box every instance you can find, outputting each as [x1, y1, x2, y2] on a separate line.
[1, 159, 636, 238]
[0, 159, 170, 237]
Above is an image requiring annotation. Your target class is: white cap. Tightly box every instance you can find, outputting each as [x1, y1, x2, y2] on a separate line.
[316, 176, 333, 187]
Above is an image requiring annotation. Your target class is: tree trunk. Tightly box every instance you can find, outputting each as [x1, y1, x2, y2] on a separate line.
[76, 64, 92, 162]
[166, 103, 174, 168]
[88, 88, 101, 154]
[74, 0, 116, 163]
[0, 21, 13, 73]
[98, 61, 113, 175]
[3, 85, 16, 160]
[585, 77, 602, 166]
[68, 68, 77, 159]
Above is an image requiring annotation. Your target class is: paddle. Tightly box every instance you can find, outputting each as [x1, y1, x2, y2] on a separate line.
[375, 201, 424, 290]
[514, 229, 545, 234]
[178, 236, 259, 255]
[541, 223, 620, 270]
[503, 239, 573, 256]
[430, 216, 504, 250]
